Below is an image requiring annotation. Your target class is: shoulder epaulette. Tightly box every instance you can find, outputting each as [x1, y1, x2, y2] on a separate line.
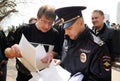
[90, 32, 104, 46]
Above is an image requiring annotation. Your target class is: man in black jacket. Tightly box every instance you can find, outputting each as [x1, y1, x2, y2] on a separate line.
[55, 6, 111, 81]
[91, 10, 120, 63]
[4, 5, 62, 81]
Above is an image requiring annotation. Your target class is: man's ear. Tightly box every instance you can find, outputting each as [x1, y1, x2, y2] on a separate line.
[102, 15, 105, 20]
[78, 18, 84, 26]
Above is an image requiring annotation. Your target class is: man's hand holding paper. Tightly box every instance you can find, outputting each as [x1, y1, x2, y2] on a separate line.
[41, 52, 53, 64]
[5, 44, 22, 58]
[18, 34, 53, 72]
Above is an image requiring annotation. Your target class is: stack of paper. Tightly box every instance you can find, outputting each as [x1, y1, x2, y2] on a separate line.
[29, 61, 71, 81]
[18, 34, 71, 81]
[18, 34, 49, 72]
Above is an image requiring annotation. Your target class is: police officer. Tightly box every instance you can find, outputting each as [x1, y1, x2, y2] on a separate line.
[55, 6, 111, 81]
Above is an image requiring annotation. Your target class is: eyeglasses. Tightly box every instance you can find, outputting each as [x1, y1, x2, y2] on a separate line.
[40, 19, 53, 26]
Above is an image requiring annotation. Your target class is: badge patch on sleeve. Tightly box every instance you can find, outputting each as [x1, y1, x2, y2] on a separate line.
[80, 53, 87, 63]
[102, 56, 111, 71]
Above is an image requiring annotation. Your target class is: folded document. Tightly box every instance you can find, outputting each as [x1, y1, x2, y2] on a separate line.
[29, 61, 71, 81]
[18, 34, 49, 72]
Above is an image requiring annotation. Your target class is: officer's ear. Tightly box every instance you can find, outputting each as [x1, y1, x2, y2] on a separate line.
[78, 17, 84, 27]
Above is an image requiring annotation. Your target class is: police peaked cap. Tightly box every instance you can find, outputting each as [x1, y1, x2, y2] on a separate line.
[55, 6, 86, 29]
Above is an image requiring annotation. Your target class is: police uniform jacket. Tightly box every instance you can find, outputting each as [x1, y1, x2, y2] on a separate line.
[61, 26, 111, 81]
[92, 23, 120, 61]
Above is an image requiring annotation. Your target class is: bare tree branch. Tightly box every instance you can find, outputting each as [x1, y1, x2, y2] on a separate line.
[0, 0, 7, 8]
[0, 0, 17, 22]
[0, 9, 18, 21]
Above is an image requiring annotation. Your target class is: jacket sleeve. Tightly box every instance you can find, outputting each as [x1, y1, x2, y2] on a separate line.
[86, 44, 111, 81]
[111, 29, 120, 60]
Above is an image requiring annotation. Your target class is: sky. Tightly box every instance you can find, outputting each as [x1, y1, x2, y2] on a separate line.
[0, 0, 120, 30]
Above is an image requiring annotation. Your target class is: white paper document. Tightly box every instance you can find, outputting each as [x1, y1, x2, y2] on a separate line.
[18, 34, 49, 72]
[18, 34, 71, 81]
[29, 61, 71, 81]
[68, 72, 84, 81]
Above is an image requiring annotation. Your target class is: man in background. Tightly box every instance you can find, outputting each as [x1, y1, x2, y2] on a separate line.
[29, 17, 37, 24]
[91, 10, 120, 63]
[0, 30, 8, 81]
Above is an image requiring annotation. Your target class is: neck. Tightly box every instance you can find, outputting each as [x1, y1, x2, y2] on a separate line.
[35, 22, 40, 30]
[96, 23, 104, 31]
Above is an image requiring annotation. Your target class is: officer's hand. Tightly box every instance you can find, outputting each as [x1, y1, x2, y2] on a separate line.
[53, 59, 61, 65]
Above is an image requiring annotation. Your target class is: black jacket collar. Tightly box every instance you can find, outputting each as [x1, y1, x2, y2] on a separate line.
[92, 23, 107, 35]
